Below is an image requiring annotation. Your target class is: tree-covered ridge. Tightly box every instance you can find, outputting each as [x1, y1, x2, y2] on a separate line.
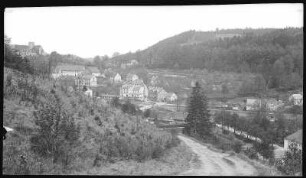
[110, 28, 303, 91]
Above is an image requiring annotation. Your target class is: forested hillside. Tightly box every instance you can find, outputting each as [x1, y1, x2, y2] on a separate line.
[110, 28, 303, 91]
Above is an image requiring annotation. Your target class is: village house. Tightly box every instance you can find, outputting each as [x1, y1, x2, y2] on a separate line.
[231, 103, 242, 110]
[265, 99, 284, 111]
[83, 74, 97, 87]
[86, 66, 101, 76]
[284, 129, 302, 150]
[289, 94, 303, 106]
[126, 73, 139, 81]
[99, 94, 119, 103]
[245, 98, 261, 111]
[212, 84, 222, 92]
[126, 59, 139, 67]
[191, 80, 196, 87]
[148, 87, 158, 101]
[74, 74, 97, 90]
[120, 79, 149, 101]
[114, 73, 122, 83]
[52, 64, 86, 79]
[166, 92, 178, 103]
[150, 76, 159, 86]
[84, 88, 93, 97]
[11, 42, 45, 58]
[130, 59, 139, 65]
[157, 88, 168, 102]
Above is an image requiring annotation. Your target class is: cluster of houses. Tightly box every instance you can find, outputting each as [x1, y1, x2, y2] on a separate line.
[11, 42, 46, 58]
[148, 86, 178, 103]
[52, 64, 178, 103]
[239, 93, 303, 112]
[244, 98, 285, 111]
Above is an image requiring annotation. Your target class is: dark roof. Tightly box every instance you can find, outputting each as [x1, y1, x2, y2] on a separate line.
[83, 74, 95, 80]
[285, 130, 302, 144]
[55, 64, 85, 72]
[13, 45, 28, 50]
[86, 66, 100, 73]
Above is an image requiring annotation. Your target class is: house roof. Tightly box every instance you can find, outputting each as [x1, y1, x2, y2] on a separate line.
[290, 94, 303, 100]
[115, 73, 121, 78]
[13, 45, 29, 50]
[126, 73, 138, 80]
[285, 129, 302, 144]
[246, 98, 260, 105]
[55, 64, 85, 72]
[83, 74, 95, 80]
[166, 92, 176, 98]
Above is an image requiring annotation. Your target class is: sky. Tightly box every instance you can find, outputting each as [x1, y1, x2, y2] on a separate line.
[4, 4, 303, 59]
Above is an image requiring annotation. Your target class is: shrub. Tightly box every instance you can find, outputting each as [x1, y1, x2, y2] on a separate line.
[232, 140, 243, 153]
[244, 148, 258, 160]
[276, 143, 302, 175]
[30, 93, 80, 166]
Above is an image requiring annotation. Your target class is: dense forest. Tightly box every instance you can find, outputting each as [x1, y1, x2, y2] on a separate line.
[110, 28, 303, 91]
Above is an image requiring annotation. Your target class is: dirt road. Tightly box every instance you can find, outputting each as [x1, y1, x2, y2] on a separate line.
[178, 135, 258, 176]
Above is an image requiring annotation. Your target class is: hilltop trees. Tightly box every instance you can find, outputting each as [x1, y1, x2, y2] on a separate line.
[4, 35, 33, 75]
[112, 28, 303, 91]
[183, 82, 212, 138]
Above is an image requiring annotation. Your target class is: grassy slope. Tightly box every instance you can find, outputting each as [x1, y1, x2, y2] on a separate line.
[71, 140, 194, 175]
[3, 67, 195, 175]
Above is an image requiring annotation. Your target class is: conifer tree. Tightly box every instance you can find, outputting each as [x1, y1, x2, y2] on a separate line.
[184, 82, 212, 138]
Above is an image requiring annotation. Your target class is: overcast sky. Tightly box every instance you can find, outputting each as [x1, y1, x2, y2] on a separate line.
[4, 4, 303, 58]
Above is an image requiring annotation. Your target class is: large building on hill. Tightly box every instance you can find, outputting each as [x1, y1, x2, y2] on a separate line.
[11, 42, 45, 58]
[120, 79, 148, 101]
[52, 64, 86, 79]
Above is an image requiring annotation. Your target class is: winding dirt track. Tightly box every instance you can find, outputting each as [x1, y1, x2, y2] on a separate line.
[178, 135, 258, 176]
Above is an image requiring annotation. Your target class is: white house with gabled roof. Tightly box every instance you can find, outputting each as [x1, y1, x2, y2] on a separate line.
[114, 73, 122, 83]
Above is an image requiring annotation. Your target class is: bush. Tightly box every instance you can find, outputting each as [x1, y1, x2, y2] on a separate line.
[30, 93, 80, 166]
[244, 148, 258, 160]
[276, 143, 302, 175]
[232, 140, 243, 153]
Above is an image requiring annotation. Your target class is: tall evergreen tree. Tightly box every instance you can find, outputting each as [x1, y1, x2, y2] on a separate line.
[184, 82, 212, 138]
